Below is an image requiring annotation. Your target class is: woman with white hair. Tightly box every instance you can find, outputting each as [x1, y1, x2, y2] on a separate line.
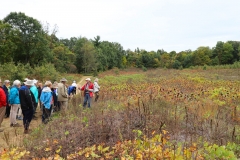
[40, 81, 53, 124]
[9, 80, 22, 127]
[93, 78, 100, 102]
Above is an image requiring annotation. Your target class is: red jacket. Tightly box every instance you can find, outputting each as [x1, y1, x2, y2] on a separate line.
[80, 82, 94, 97]
[0, 87, 7, 107]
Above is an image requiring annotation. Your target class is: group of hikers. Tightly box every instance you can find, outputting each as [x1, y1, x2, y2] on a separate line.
[0, 77, 100, 134]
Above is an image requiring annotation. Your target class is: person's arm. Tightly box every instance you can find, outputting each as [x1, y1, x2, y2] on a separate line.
[59, 85, 68, 98]
[88, 83, 94, 92]
[95, 82, 100, 89]
[80, 84, 85, 91]
[0, 89, 7, 106]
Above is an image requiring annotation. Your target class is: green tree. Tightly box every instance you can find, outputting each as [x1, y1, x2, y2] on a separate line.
[192, 47, 211, 66]
[222, 42, 234, 64]
[0, 20, 19, 63]
[3, 12, 50, 66]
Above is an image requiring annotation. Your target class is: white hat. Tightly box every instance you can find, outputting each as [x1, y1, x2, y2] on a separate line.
[85, 78, 91, 81]
[60, 78, 67, 82]
[24, 78, 29, 81]
[72, 83, 77, 87]
[33, 79, 38, 84]
[13, 80, 21, 86]
[24, 80, 34, 86]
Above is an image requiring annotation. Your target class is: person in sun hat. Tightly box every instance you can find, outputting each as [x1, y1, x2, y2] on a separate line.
[19, 79, 35, 134]
[3, 80, 11, 118]
[0, 79, 7, 132]
[30, 79, 39, 119]
[57, 78, 68, 111]
[80, 78, 94, 108]
[9, 80, 22, 127]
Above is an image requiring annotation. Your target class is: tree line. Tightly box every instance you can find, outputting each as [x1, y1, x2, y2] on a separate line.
[1, 12, 240, 74]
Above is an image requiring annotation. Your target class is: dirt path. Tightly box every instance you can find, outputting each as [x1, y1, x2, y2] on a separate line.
[0, 76, 92, 150]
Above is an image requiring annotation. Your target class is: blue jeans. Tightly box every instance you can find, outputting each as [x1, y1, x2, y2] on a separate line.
[83, 93, 91, 108]
[22, 109, 33, 130]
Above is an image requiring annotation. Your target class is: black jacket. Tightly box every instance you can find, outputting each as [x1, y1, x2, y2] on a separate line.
[2, 85, 9, 106]
[19, 85, 35, 110]
[51, 88, 58, 107]
[37, 87, 42, 99]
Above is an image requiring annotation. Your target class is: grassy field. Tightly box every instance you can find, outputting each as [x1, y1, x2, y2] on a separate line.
[1, 68, 240, 159]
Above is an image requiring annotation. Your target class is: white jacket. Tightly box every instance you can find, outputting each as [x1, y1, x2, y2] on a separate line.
[93, 81, 100, 93]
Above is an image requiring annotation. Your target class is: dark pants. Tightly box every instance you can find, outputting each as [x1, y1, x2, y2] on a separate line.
[5, 105, 11, 117]
[56, 101, 61, 112]
[83, 93, 91, 108]
[22, 109, 33, 130]
[33, 103, 38, 114]
[95, 92, 99, 102]
[42, 106, 51, 124]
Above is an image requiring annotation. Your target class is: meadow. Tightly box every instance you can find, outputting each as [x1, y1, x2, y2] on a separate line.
[1, 68, 240, 159]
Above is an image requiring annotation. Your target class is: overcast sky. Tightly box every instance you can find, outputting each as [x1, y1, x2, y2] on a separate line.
[1, 0, 240, 52]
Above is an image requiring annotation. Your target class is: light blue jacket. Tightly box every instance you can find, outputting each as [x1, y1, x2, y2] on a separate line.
[40, 87, 52, 109]
[30, 85, 38, 103]
[9, 86, 20, 104]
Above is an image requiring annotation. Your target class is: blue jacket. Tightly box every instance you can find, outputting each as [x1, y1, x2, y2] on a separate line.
[68, 86, 76, 95]
[9, 86, 20, 104]
[40, 87, 52, 109]
[30, 85, 38, 103]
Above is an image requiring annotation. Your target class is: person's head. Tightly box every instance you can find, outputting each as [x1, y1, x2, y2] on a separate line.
[38, 82, 42, 88]
[33, 79, 38, 86]
[24, 79, 34, 88]
[44, 81, 52, 88]
[52, 82, 58, 89]
[4, 80, 10, 87]
[0, 79, 2, 86]
[13, 80, 21, 88]
[60, 78, 67, 84]
[85, 78, 91, 83]
[94, 78, 99, 82]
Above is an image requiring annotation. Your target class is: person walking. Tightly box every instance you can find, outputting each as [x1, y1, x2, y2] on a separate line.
[51, 82, 58, 113]
[30, 79, 38, 119]
[80, 78, 94, 108]
[57, 78, 68, 111]
[40, 81, 53, 124]
[0, 79, 7, 132]
[37, 82, 43, 109]
[19, 79, 35, 134]
[9, 80, 22, 127]
[3, 80, 11, 118]
[93, 78, 100, 102]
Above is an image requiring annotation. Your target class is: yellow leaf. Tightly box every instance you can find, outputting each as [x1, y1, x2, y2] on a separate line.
[136, 153, 143, 159]
[53, 140, 58, 144]
[45, 147, 52, 152]
[85, 152, 89, 158]
[56, 148, 61, 153]
[151, 131, 156, 135]
[54, 154, 60, 160]
[162, 130, 168, 135]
